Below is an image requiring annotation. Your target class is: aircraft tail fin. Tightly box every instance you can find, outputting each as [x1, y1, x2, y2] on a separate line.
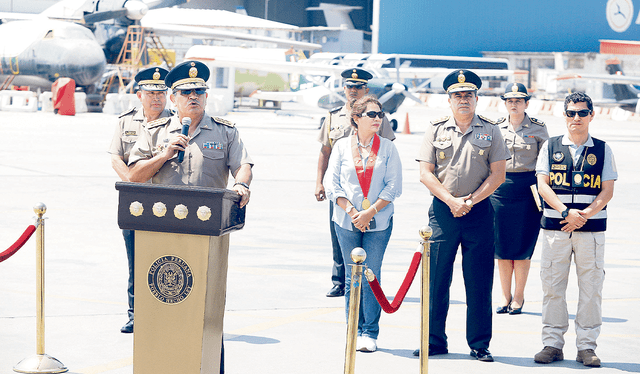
[606, 57, 639, 102]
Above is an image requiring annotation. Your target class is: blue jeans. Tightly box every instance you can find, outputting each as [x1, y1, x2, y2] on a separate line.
[334, 218, 393, 340]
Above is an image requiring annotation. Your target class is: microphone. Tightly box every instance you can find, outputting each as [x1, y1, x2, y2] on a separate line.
[177, 117, 191, 163]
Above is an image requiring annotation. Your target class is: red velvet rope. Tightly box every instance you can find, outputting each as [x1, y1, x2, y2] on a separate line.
[0, 225, 36, 263]
[367, 250, 422, 314]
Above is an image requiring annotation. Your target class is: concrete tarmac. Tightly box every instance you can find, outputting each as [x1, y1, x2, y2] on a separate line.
[0, 101, 639, 374]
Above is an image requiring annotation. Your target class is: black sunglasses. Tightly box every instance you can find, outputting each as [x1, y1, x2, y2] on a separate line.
[361, 111, 384, 119]
[565, 109, 591, 118]
[177, 89, 206, 96]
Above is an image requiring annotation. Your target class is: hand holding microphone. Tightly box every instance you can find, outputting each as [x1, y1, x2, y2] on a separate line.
[177, 117, 191, 163]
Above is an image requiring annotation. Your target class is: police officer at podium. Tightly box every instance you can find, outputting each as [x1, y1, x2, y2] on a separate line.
[415, 70, 509, 362]
[107, 66, 171, 334]
[128, 60, 253, 203]
[128, 60, 253, 373]
[315, 68, 395, 297]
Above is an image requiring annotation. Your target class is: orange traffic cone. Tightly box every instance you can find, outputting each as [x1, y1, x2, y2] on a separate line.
[402, 113, 411, 134]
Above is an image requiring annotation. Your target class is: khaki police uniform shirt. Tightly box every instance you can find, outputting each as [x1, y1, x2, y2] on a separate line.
[108, 108, 173, 164]
[417, 114, 510, 197]
[317, 105, 396, 148]
[128, 114, 253, 189]
[498, 114, 549, 172]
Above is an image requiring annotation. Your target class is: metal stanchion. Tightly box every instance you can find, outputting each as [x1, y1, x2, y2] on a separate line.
[419, 225, 432, 374]
[14, 203, 68, 374]
[344, 247, 366, 374]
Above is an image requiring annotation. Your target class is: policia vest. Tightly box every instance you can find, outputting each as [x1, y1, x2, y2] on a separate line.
[541, 136, 607, 232]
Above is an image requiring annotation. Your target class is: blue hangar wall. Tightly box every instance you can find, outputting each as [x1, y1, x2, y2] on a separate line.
[378, 0, 640, 56]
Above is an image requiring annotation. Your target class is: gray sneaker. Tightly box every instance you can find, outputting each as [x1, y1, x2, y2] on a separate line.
[534, 346, 564, 364]
[577, 349, 601, 367]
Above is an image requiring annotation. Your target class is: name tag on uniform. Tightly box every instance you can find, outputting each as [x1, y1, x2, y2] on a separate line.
[551, 164, 567, 171]
[124, 131, 137, 136]
[203, 141, 223, 150]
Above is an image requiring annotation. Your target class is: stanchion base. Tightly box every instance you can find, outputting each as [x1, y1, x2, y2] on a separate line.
[13, 354, 68, 374]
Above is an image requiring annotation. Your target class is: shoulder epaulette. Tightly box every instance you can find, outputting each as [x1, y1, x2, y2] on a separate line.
[147, 117, 171, 128]
[478, 114, 498, 125]
[213, 117, 235, 128]
[118, 107, 136, 118]
[530, 117, 545, 126]
[496, 117, 506, 124]
[329, 106, 343, 114]
[431, 116, 450, 125]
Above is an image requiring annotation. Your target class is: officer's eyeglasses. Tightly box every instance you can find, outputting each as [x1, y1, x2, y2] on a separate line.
[177, 89, 206, 96]
[360, 111, 384, 119]
[565, 109, 591, 118]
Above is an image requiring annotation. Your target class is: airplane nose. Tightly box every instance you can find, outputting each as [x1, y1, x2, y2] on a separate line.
[59, 40, 106, 86]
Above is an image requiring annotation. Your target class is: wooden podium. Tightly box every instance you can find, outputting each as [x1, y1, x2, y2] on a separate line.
[116, 182, 245, 374]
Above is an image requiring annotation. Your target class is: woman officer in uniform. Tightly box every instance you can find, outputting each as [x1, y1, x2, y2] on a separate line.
[491, 83, 549, 315]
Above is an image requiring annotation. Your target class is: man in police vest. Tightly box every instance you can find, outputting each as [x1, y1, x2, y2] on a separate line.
[534, 92, 617, 367]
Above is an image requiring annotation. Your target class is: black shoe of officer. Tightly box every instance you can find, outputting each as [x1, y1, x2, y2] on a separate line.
[412, 346, 448, 357]
[471, 348, 494, 362]
[326, 285, 345, 297]
[121, 319, 134, 333]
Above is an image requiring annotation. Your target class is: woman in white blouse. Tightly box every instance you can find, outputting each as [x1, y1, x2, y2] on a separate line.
[325, 95, 402, 352]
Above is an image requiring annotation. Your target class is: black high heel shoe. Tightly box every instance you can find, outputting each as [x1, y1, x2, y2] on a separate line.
[496, 299, 511, 314]
[509, 300, 524, 315]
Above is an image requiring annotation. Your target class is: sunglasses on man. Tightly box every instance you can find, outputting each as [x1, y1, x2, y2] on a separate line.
[177, 89, 207, 96]
[565, 109, 592, 118]
[360, 111, 384, 119]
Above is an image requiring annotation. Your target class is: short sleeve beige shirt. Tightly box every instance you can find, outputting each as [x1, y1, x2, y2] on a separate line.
[108, 108, 173, 164]
[498, 114, 549, 172]
[128, 114, 253, 189]
[417, 114, 510, 197]
[317, 105, 396, 148]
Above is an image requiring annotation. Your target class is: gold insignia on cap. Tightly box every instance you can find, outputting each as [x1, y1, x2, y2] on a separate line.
[458, 71, 465, 83]
[189, 66, 198, 78]
[512, 84, 519, 92]
[352, 69, 358, 79]
[587, 154, 597, 166]
[153, 69, 160, 81]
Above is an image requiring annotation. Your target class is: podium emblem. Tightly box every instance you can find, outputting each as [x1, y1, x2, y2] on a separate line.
[148, 256, 194, 304]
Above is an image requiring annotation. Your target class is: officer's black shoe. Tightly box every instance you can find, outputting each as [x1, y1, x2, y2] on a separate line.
[326, 285, 345, 297]
[471, 348, 494, 362]
[412, 346, 448, 357]
[121, 320, 134, 334]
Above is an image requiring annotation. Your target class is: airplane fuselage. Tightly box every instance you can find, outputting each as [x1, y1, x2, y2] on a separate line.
[0, 20, 106, 89]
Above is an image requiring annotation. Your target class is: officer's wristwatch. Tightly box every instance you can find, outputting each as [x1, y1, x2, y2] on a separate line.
[561, 208, 570, 218]
[234, 182, 249, 190]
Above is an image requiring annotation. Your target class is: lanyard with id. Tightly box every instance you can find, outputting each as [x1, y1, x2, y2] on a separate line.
[572, 146, 589, 187]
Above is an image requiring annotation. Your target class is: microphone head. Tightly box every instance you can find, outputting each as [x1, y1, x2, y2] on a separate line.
[181, 117, 192, 126]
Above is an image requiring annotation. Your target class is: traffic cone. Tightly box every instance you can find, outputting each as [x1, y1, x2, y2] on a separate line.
[402, 113, 411, 134]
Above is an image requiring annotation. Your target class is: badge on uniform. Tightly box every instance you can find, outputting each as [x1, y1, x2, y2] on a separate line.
[586, 153, 597, 166]
[553, 152, 564, 162]
[439, 151, 446, 159]
[572, 171, 585, 187]
[203, 141, 223, 150]
[124, 131, 137, 136]
[478, 149, 485, 156]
